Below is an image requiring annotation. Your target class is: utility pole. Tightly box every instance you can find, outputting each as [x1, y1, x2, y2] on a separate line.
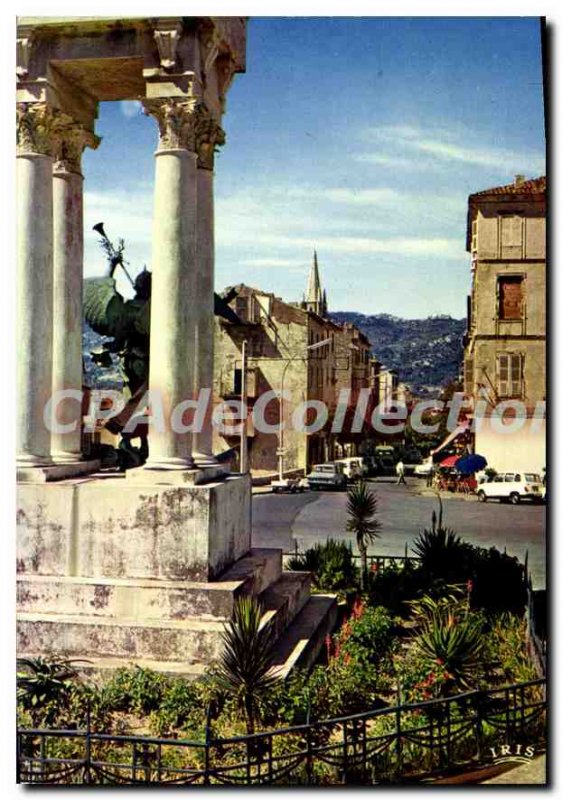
[240, 340, 248, 474]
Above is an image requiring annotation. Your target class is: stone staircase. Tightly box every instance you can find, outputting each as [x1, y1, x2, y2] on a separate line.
[17, 548, 337, 679]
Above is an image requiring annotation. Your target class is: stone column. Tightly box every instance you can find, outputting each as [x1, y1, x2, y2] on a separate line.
[192, 119, 225, 466]
[51, 123, 99, 463]
[141, 98, 201, 470]
[16, 103, 58, 468]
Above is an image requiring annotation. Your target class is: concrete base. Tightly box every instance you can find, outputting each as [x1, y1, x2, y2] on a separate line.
[17, 459, 100, 483]
[16, 471, 336, 677]
[127, 463, 230, 486]
[17, 472, 251, 581]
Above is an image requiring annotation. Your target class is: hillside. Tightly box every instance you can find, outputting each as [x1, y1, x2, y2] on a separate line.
[83, 313, 466, 396]
[329, 312, 466, 395]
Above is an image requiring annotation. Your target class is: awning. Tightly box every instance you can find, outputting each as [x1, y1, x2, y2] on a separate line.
[430, 421, 470, 456]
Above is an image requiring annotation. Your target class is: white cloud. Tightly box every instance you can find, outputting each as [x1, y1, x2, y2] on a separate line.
[357, 124, 545, 176]
[120, 101, 142, 119]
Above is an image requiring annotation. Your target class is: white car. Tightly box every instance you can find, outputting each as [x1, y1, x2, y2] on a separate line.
[414, 458, 433, 477]
[335, 457, 365, 482]
[477, 472, 543, 504]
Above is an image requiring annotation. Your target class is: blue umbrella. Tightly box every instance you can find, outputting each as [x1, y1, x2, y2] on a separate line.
[456, 454, 487, 474]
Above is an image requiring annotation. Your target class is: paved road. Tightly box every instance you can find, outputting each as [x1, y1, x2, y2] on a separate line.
[252, 478, 546, 589]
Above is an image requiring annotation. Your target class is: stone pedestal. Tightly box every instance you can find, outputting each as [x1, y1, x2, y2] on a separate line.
[17, 472, 336, 676]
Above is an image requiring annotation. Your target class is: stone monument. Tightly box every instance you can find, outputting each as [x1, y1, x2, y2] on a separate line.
[16, 16, 336, 677]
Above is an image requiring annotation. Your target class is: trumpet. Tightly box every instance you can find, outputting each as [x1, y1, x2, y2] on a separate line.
[93, 222, 134, 287]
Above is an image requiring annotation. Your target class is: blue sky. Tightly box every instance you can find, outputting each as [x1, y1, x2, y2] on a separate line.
[82, 16, 545, 318]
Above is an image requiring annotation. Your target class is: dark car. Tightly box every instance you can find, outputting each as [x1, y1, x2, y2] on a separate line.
[306, 462, 348, 491]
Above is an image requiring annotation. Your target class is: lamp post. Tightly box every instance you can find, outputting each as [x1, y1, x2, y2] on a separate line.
[240, 339, 248, 474]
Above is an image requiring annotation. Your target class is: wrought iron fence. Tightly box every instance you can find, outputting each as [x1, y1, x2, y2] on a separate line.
[283, 544, 421, 574]
[17, 678, 546, 785]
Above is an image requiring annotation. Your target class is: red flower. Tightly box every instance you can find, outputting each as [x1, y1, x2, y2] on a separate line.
[467, 579, 474, 592]
[435, 658, 444, 666]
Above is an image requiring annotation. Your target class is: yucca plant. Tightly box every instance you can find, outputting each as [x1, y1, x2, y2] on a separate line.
[416, 604, 485, 690]
[215, 596, 280, 735]
[346, 482, 381, 590]
[412, 499, 471, 584]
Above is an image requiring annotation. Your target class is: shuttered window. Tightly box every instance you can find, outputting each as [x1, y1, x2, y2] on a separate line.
[501, 215, 523, 247]
[497, 353, 524, 397]
[498, 276, 524, 320]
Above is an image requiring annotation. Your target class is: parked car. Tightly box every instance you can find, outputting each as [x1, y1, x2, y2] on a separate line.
[271, 477, 308, 494]
[477, 472, 543, 504]
[335, 457, 365, 482]
[414, 458, 434, 477]
[306, 462, 348, 491]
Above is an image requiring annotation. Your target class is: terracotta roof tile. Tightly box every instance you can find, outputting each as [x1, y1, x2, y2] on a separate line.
[470, 176, 546, 198]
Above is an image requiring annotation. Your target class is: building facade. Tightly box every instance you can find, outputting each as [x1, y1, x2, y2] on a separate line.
[462, 175, 546, 472]
[212, 256, 378, 475]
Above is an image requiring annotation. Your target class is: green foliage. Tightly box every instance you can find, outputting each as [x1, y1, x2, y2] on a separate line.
[17, 657, 84, 722]
[215, 596, 280, 734]
[469, 547, 526, 616]
[414, 597, 485, 691]
[486, 613, 539, 684]
[286, 538, 359, 593]
[346, 482, 381, 589]
[411, 503, 526, 615]
[367, 561, 426, 616]
[412, 499, 473, 586]
[339, 605, 394, 667]
[102, 666, 169, 716]
[147, 680, 202, 736]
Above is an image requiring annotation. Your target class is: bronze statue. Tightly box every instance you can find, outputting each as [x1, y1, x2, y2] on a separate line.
[84, 223, 240, 470]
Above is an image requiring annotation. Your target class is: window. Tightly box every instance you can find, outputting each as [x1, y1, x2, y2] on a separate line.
[235, 296, 248, 321]
[496, 353, 524, 397]
[498, 276, 524, 320]
[500, 215, 523, 248]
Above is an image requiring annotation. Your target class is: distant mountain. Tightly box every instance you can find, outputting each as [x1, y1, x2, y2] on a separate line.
[329, 312, 466, 395]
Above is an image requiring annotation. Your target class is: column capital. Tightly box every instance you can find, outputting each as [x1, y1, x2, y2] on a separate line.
[16, 102, 63, 157]
[196, 109, 225, 171]
[142, 96, 201, 152]
[53, 122, 101, 176]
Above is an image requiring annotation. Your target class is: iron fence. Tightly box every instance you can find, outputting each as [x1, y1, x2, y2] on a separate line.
[283, 544, 421, 573]
[17, 678, 546, 785]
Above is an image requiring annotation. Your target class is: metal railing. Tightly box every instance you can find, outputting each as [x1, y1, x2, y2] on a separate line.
[17, 679, 546, 785]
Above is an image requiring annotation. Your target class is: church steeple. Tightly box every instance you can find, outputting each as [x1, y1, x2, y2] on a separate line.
[304, 250, 327, 317]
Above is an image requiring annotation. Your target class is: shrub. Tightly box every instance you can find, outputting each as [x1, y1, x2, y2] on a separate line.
[287, 539, 359, 593]
[148, 679, 203, 736]
[367, 561, 427, 615]
[102, 666, 169, 716]
[339, 605, 395, 667]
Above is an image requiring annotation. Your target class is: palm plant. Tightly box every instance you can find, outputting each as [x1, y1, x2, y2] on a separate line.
[215, 596, 280, 735]
[346, 481, 381, 590]
[17, 656, 85, 712]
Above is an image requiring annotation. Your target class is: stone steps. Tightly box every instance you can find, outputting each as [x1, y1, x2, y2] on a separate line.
[258, 572, 311, 644]
[17, 548, 283, 622]
[269, 594, 338, 679]
[17, 590, 337, 679]
[17, 611, 228, 665]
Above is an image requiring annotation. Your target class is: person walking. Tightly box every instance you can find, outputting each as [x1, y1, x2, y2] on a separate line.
[395, 460, 406, 485]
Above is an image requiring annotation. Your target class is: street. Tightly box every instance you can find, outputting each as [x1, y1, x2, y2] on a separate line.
[252, 479, 546, 589]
